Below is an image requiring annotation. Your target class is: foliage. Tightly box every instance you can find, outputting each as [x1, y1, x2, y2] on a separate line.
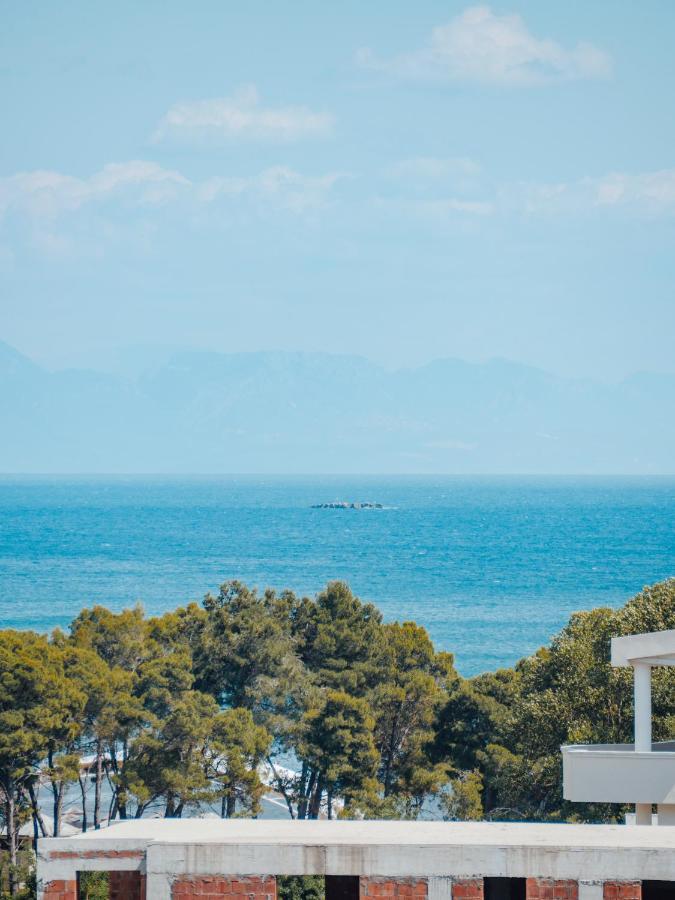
[441, 770, 484, 821]
[464, 579, 675, 822]
[0, 849, 35, 900]
[3, 570, 675, 895]
[276, 876, 325, 900]
[78, 871, 109, 900]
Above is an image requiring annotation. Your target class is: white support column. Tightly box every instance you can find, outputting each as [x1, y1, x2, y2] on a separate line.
[428, 877, 453, 900]
[633, 661, 652, 752]
[657, 804, 675, 825]
[635, 803, 652, 825]
[633, 661, 652, 823]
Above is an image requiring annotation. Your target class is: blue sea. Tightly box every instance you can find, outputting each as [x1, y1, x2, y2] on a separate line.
[1, 476, 674, 676]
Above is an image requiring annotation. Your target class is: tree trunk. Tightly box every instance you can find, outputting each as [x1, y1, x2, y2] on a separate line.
[226, 792, 236, 818]
[327, 791, 333, 820]
[383, 712, 400, 797]
[6, 790, 18, 897]
[78, 775, 88, 832]
[53, 782, 64, 838]
[27, 780, 48, 838]
[308, 774, 324, 819]
[94, 740, 103, 829]
[48, 749, 61, 837]
[266, 757, 296, 819]
[299, 770, 316, 821]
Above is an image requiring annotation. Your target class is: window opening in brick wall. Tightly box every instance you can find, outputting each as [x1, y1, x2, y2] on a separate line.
[484, 878, 526, 900]
[642, 882, 675, 900]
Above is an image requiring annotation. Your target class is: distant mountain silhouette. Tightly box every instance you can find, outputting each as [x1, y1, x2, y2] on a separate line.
[1, 341, 673, 473]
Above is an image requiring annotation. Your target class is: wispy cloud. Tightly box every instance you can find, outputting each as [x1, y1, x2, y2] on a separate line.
[0, 162, 190, 220]
[199, 167, 345, 213]
[509, 170, 675, 215]
[380, 160, 675, 223]
[358, 5, 611, 86]
[0, 161, 344, 223]
[0, 160, 345, 256]
[419, 197, 494, 217]
[153, 84, 334, 144]
[387, 157, 481, 181]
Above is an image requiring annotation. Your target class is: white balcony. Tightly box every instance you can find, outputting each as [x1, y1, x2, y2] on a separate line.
[561, 629, 675, 824]
[562, 741, 675, 804]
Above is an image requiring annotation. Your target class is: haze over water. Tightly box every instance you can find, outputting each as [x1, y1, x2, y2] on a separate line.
[1, 475, 673, 676]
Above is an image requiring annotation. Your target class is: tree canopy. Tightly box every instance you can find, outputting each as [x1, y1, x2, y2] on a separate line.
[3, 577, 675, 897]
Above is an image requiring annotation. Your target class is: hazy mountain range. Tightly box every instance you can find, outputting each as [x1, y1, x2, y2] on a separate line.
[1, 340, 673, 474]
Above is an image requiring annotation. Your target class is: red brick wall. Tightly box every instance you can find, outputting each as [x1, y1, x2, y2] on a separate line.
[171, 875, 277, 900]
[360, 878, 428, 899]
[109, 870, 146, 900]
[452, 880, 484, 900]
[603, 884, 642, 900]
[526, 879, 579, 900]
[42, 880, 77, 900]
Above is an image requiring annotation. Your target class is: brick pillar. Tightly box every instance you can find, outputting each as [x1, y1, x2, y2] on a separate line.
[603, 885, 641, 900]
[451, 881, 484, 900]
[109, 870, 146, 900]
[172, 875, 277, 899]
[527, 879, 579, 899]
[42, 881, 78, 900]
[360, 878, 428, 899]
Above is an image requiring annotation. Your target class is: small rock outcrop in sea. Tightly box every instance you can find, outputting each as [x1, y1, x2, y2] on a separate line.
[311, 501, 384, 509]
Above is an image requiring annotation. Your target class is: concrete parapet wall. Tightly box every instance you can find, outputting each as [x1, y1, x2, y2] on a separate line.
[34, 821, 675, 899]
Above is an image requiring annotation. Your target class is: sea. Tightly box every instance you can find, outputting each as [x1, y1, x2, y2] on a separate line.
[1, 475, 674, 677]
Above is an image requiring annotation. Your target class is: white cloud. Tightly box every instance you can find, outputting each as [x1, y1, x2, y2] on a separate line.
[510, 170, 675, 215]
[0, 160, 345, 255]
[200, 166, 345, 213]
[0, 162, 190, 220]
[387, 157, 481, 180]
[421, 197, 494, 216]
[154, 84, 334, 143]
[358, 5, 611, 86]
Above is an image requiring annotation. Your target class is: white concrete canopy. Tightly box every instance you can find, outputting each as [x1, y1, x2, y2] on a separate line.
[611, 629, 675, 667]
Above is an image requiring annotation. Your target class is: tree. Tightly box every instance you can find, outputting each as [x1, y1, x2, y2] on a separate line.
[294, 582, 384, 697]
[441, 770, 484, 821]
[69, 605, 146, 672]
[196, 581, 302, 716]
[119, 691, 220, 818]
[298, 690, 379, 819]
[209, 708, 272, 817]
[0, 632, 76, 895]
[58, 643, 144, 829]
[370, 623, 456, 815]
[277, 877, 325, 900]
[459, 579, 675, 822]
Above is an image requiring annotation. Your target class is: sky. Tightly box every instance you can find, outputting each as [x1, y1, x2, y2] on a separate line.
[2, 1, 675, 379]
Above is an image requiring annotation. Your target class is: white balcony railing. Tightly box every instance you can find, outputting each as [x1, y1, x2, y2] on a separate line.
[562, 741, 675, 804]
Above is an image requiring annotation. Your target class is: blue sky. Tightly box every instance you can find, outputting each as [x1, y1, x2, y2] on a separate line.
[2, 1, 675, 378]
